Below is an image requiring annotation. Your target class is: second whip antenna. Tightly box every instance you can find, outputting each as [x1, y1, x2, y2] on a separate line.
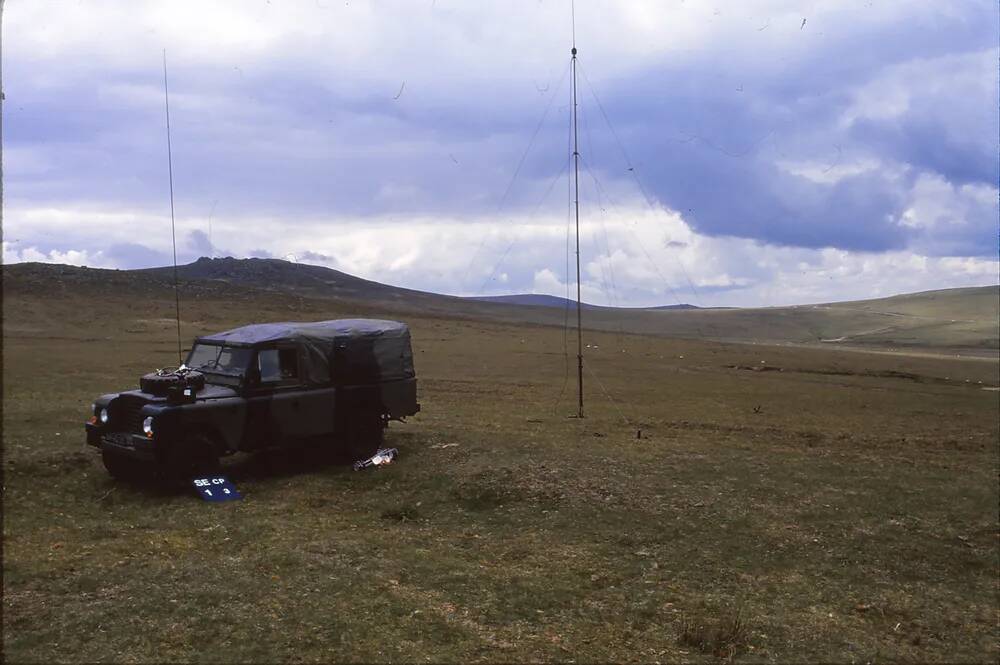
[162, 49, 183, 366]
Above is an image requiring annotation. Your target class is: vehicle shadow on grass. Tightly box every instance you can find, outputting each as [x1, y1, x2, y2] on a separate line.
[221, 444, 358, 483]
[98, 434, 412, 497]
[90, 446, 354, 497]
[223, 430, 424, 484]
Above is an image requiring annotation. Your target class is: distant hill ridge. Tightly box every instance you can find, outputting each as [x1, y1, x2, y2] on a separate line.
[142, 256, 417, 296]
[4, 258, 997, 351]
[142, 257, 699, 309]
[467, 293, 700, 310]
[136, 256, 464, 305]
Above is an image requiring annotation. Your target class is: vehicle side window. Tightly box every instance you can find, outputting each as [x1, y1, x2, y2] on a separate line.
[258, 348, 299, 384]
[258, 350, 282, 383]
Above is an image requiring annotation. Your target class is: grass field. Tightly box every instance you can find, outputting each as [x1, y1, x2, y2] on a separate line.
[3, 270, 998, 662]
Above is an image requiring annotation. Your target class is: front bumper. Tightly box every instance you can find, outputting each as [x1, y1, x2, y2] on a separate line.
[86, 422, 103, 447]
[86, 423, 156, 461]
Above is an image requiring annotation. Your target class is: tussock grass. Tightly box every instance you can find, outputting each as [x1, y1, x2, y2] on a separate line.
[679, 603, 751, 661]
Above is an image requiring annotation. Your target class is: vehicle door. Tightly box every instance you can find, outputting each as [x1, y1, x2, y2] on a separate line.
[259, 344, 335, 441]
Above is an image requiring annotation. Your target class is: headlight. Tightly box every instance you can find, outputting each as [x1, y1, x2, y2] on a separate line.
[142, 416, 154, 436]
[99, 408, 109, 424]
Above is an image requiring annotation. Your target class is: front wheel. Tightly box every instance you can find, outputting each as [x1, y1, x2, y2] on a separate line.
[165, 433, 221, 483]
[102, 448, 148, 481]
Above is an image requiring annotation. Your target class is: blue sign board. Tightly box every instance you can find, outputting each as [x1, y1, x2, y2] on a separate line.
[192, 475, 242, 502]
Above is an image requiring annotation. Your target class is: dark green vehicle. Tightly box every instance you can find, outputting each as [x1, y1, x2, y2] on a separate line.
[85, 319, 418, 480]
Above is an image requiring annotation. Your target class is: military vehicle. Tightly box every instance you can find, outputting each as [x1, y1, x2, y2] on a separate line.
[85, 319, 419, 480]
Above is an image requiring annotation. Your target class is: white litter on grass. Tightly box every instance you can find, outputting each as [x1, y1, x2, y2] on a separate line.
[353, 448, 398, 470]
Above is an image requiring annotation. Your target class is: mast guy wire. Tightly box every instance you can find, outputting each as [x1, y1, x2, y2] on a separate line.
[577, 60, 704, 308]
[461, 61, 571, 292]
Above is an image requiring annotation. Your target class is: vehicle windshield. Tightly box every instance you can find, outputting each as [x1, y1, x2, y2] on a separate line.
[186, 343, 253, 378]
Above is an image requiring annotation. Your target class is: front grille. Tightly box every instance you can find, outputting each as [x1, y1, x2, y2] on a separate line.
[102, 432, 135, 450]
[111, 395, 147, 433]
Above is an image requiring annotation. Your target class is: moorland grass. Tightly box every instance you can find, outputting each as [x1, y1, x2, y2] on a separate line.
[2, 274, 997, 662]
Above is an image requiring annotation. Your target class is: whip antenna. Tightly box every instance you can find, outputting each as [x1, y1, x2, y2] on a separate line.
[162, 49, 183, 365]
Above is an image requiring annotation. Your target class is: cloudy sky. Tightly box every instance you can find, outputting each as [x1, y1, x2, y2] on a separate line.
[3, 0, 998, 307]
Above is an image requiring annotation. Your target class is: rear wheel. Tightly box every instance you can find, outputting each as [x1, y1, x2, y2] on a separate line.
[344, 411, 384, 462]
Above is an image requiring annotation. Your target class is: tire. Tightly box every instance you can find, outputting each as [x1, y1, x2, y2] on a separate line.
[165, 433, 221, 483]
[101, 448, 147, 481]
[345, 411, 384, 462]
[140, 370, 205, 397]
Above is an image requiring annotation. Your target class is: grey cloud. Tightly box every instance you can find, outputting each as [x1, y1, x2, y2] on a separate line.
[186, 229, 237, 259]
[851, 112, 997, 190]
[105, 242, 170, 268]
[185, 230, 271, 261]
[298, 250, 337, 264]
[583, 24, 997, 254]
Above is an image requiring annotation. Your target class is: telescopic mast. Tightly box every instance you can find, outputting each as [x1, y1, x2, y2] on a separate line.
[571, 37, 584, 418]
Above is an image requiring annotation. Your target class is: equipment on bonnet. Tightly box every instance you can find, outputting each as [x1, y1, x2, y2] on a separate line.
[139, 366, 206, 397]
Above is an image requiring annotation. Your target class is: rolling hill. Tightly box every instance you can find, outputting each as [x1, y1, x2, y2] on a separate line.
[4, 258, 998, 353]
[467, 294, 700, 310]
